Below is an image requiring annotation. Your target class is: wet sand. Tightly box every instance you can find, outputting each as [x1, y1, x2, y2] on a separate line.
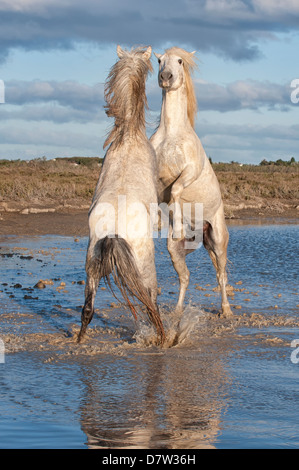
[1, 205, 298, 238]
[0, 210, 89, 237]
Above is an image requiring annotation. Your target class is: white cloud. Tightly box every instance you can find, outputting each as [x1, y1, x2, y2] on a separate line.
[198, 121, 299, 162]
[0, 0, 71, 13]
[194, 79, 291, 112]
[0, 0, 299, 62]
[5, 80, 104, 110]
[1, 74, 297, 163]
[253, 0, 299, 17]
[0, 105, 102, 124]
[0, 75, 294, 130]
[0, 0, 298, 163]
[0, 120, 104, 158]
[1, 77, 293, 125]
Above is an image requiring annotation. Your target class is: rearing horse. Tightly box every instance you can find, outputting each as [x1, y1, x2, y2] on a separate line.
[78, 45, 165, 344]
[150, 47, 232, 318]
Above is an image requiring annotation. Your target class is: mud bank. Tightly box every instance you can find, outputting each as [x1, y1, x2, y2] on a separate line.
[0, 203, 298, 237]
[0, 209, 89, 237]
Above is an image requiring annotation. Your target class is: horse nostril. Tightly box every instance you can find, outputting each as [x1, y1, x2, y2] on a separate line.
[160, 71, 173, 81]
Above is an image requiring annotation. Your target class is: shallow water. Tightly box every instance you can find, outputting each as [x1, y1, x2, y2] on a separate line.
[0, 223, 298, 449]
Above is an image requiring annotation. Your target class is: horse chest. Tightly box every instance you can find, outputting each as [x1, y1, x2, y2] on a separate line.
[156, 138, 185, 183]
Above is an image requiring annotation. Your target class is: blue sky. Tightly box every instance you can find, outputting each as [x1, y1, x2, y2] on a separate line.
[0, 0, 298, 163]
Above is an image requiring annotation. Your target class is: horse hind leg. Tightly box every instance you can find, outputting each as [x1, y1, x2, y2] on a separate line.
[134, 252, 165, 344]
[77, 254, 101, 343]
[148, 286, 159, 313]
[203, 221, 233, 318]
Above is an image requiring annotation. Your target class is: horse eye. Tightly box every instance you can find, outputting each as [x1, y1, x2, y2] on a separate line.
[158, 58, 161, 64]
[178, 59, 183, 65]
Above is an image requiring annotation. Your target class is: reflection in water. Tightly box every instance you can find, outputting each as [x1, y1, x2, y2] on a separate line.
[79, 340, 232, 449]
[0, 225, 298, 449]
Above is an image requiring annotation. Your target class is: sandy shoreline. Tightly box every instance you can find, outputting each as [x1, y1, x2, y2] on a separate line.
[0, 209, 89, 237]
[0, 204, 298, 237]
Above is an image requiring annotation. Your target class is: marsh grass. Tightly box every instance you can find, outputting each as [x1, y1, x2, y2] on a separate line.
[0, 158, 298, 209]
[0, 157, 101, 203]
[215, 163, 299, 201]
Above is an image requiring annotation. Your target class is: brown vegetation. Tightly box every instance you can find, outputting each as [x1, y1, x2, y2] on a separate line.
[0, 157, 298, 218]
[0, 157, 101, 206]
[214, 162, 299, 217]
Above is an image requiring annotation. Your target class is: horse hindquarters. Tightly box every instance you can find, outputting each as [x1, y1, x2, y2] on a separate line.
[77, 236, 165, 344]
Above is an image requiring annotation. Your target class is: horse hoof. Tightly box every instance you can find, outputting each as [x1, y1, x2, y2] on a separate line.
[221, 306, 233, 318]
[77, 329, 85, 343]
[174, 306, 183, 315]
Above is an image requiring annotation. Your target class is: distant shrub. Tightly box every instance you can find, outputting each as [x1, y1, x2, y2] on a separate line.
[260, 157, 297, 166]
[55, 156, 103, 167]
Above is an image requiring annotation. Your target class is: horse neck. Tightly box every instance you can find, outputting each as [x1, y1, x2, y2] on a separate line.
[160, 85, 190, 132]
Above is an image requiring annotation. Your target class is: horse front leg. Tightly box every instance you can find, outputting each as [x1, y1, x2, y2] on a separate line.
[169, 164, 198, 240]
[167, 224, 191, 313]
[170, 201, 184, 240]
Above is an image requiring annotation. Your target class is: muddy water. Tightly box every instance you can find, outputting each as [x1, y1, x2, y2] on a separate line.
[0, 222, 298, 449]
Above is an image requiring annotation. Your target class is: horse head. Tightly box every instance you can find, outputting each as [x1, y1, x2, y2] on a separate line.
[155, 47, 196, 91]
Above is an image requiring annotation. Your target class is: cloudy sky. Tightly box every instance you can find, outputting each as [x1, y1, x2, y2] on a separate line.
[0, 0, 299, 163]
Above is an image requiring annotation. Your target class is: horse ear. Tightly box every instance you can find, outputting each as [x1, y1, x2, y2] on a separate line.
[190, 51, 196, 55]
[117, 45, 124, 58]
[143, 46, 152, 60]
[154, 52, 162, 60]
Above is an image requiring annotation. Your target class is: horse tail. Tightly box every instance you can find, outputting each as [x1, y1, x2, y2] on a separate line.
[79, 236, 165, 345]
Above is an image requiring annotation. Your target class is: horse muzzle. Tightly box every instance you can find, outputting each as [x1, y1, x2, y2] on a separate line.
[159, 71, 173, 89]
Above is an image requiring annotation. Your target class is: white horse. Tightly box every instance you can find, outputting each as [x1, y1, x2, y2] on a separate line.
[77, 45, 165, 344]
[150, 47, 232, 318]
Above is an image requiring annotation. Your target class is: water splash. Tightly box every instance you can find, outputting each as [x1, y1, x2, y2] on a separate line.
[135, 304, 205, 348]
